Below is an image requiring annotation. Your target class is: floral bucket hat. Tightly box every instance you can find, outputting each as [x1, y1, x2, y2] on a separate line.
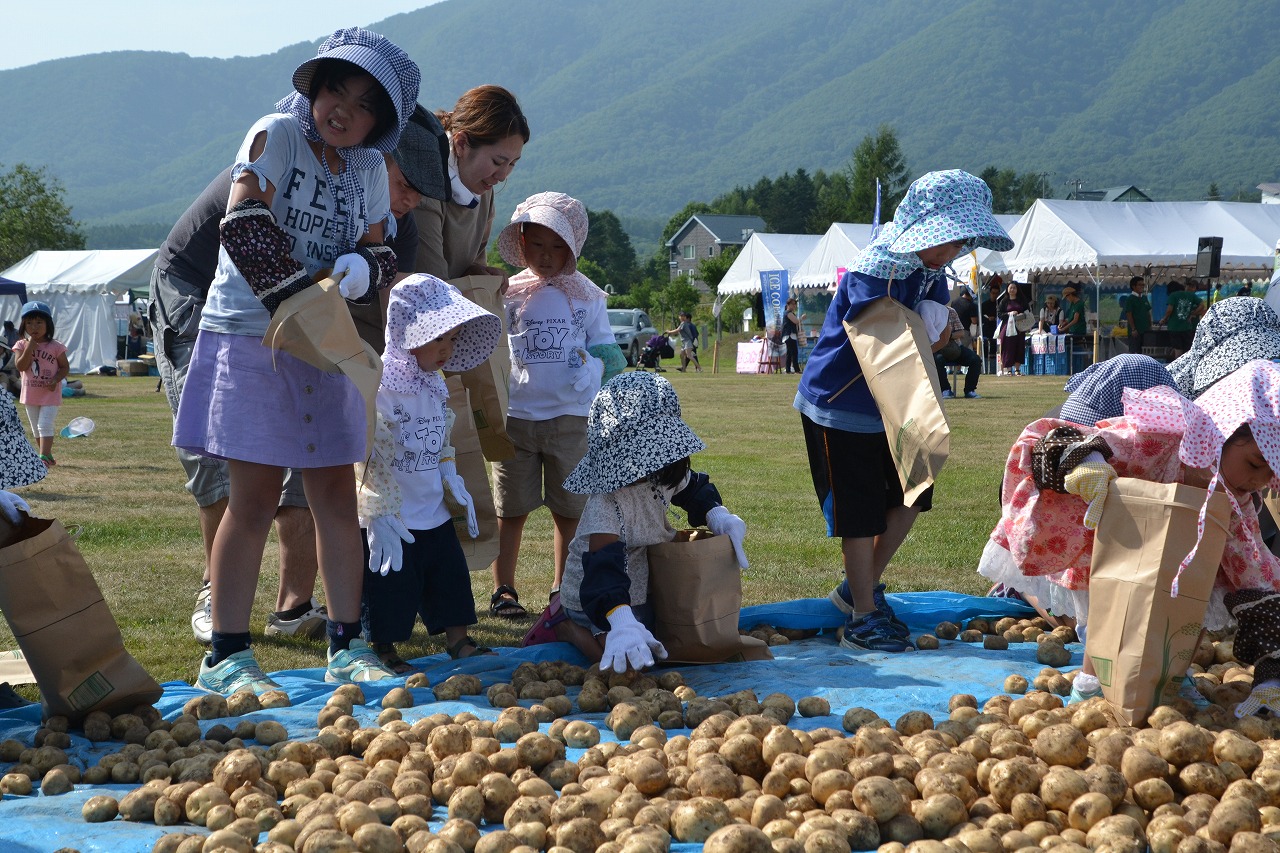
[1167, 299, 1280, 399]
[882, 170, 1014, 255]
[0, 389, 45, 489]
[563, 372, 706, 495]
[498, 192, 589, 275]
[384, 274, 501, 374]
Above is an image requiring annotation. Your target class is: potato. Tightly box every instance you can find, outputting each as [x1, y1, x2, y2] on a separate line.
[213, 749, 262, 794]
[798, 697, 830, 718]
[1206, 797, 1261, 844]
[935, 622, 960, 640]
[852, 775, 903, 822]
[701, 823, 773, 853]
[1036, 639, 1072, 667]
[916, 792, 967, 839]
[1034, 724, 1089, 768]
[40, 767, 73, 795]
[254, 721, 288, 746]
[1003, 675, 1029, 695]
[671, 797, 734, 843]
[82, 794, 120, 822]
[916, 635, 940, 650]
[119, 786, 163, 821]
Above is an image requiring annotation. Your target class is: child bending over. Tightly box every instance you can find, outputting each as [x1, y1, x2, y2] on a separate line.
[555, 372, 748, 673]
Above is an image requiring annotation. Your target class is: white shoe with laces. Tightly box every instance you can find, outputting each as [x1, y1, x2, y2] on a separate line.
[191, 583, 212, 644]
[265, 598, 328, 639]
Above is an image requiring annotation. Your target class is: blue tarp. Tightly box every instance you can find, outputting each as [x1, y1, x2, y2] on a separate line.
[0, 592, 1073, 852]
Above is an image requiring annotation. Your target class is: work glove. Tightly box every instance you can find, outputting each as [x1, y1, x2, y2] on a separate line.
[1236, 681, 1280, 718]
[1064, 457, 1117, 531]
[601, 605, 667, 674]
[572, 351, 604, 393]
[0, 491, 29, 524]
[367, 515, 415, 576]
[440, 460, 478, 538]
[706, 505, 749, 569]
[334, 253, 371, 301]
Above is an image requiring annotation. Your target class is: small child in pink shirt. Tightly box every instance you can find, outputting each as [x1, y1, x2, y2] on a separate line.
[11, 301, 68, 467]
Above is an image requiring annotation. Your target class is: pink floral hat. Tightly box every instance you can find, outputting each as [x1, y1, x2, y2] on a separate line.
[497, 191, 588, 275]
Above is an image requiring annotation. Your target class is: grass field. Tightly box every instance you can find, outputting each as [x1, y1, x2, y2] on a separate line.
[0, 351, 1071, 691]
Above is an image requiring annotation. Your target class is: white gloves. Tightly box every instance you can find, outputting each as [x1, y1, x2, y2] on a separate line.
[706, 505, 749, 568]
[572, 352, 605, 393]
[367, 515, 414, 576]
[440, 460, 478, 538]
[0, 491, 29, 524]
[334, 253, 371, 301]
[601, 605, 667, 674]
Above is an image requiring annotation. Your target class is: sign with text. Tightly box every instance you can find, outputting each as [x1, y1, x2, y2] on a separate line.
[759, 269, 789, 332]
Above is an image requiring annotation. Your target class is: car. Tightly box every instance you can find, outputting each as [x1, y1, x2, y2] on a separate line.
[608, 308, 658, 366]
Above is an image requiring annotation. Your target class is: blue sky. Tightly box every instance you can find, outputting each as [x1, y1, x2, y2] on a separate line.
[0, 0, 439, 70]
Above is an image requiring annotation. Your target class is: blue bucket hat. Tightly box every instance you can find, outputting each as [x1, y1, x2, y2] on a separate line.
[851, 170, 1013, 280]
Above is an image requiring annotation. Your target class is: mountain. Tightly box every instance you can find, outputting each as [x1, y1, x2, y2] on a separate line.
[5, 0, 1280, 248]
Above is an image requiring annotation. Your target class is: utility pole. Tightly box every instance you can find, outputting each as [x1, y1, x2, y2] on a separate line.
[1035, 172, 1052, 200]
[1063, 178, 1086, 197]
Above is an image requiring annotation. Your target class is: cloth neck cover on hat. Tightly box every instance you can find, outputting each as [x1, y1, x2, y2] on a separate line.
[275, 27, 420, 253]
[1122, 360, 1280, 587]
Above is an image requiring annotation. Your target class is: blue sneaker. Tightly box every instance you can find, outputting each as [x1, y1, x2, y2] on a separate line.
[196, 649, 282, 695]
[965, 391, 981, 399]
[840, 611, 915, 653]
[326, 639, 397, 684]
[941, 389, 955, 399]
[829, 580, 909, 638]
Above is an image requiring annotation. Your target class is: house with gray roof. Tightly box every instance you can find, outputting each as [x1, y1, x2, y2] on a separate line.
[666, 214, 768, 285]
[1064, 185, 1152, 202]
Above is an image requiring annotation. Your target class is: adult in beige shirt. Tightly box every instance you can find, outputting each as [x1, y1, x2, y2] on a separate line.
[414, 85, 530, 283]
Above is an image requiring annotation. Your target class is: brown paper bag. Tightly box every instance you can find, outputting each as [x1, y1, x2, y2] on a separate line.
[263, 276, 383, 454]
[844, 297, 950, 505]
[446, 275, 514, 461]
[442, 376, 500, 572]
[1086, 478, 1231, 725]
[647, 532, 772, 664]
[0, 514, 162, 722]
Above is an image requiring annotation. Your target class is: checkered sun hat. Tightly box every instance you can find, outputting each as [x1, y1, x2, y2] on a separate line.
[498, 192, 589, 274]
[1060, 354, 1174, 425]
[385, 274, 501, 373]
[287, 27, 420, 154]
[563, 372, 706, 495]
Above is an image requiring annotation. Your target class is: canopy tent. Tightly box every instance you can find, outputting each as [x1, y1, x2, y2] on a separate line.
[790, 223, 876, 289]
[0, 250, 158, 374]
[998, 199, 1280, 285]
[716, 232, 822, 295]
[950, 213, 1020, 287]
[0, 276, 28, 332]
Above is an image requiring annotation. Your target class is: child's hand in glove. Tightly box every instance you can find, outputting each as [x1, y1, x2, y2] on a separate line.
[367, 515, 414, 575]
[334, 253, 371, 300]
[0, 491, 29, 524]
[572, 350, 604, 393]
[1064, 458, 1117, 531]
[440, 460, 478, 538]
[706, 505, 749, 568]
[601, 605, 667, 673]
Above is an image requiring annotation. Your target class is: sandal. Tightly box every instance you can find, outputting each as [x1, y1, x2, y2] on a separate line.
[371, 643, 415, 675]
[39, 454, 55, 467]
[489, 585, 528, 620]
[447, 635, 495, 660]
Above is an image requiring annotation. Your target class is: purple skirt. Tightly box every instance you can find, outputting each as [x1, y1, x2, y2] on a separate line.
[174, 331, 367, 468]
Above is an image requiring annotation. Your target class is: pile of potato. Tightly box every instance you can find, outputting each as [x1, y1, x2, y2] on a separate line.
[8, 630, 1280, 853]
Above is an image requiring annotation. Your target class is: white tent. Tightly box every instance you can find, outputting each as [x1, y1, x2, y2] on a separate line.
[791, 223, 876, 289]
[1, 250, 158, 374]
[716, 232, 822, 295]
[999, 200, 1280, 284]
[950, 214, 1020, 285]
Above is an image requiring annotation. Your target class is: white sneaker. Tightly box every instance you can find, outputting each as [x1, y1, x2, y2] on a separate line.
[191, 583, 212, 644]
[265, 598, 328, 639]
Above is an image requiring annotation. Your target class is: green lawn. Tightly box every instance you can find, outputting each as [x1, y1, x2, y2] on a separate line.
[0, 363, 1070, 689]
